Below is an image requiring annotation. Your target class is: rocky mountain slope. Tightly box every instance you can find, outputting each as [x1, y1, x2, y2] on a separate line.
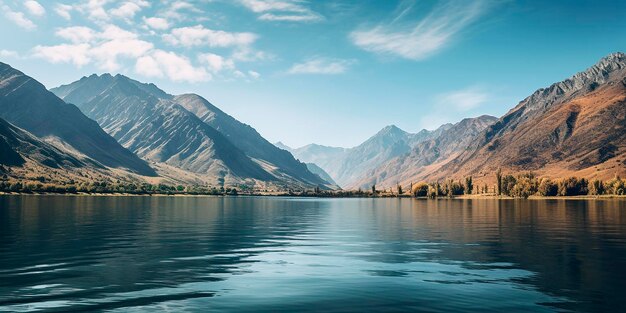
[172, 94, 326, 186]
[353, 115, 497, 189]
[278, 143, 347, 177]
[51, 74, 273, 186]
[429, 52, 626, 183]
[0, 117, 84, 169]
[286, 124, 454, 188]
[304, 163, 339, 187]
[0, 63, 155, 176]
[52, 74, 328, 188]
[0, 117, 141, 186]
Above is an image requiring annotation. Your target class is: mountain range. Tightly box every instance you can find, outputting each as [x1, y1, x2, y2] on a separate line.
[287, 52, 626, 189]
[1, 52, 625, 191]
[0, 63, 332, 190]
[0, 62, 155, 177]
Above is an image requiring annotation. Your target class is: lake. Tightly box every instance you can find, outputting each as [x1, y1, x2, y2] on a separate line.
[0, 196, 625, 312]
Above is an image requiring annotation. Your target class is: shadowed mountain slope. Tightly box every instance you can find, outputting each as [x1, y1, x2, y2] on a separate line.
[0, 63, 155, 176]
[428, 52, 626, 183]
[52, 74, 272, 185]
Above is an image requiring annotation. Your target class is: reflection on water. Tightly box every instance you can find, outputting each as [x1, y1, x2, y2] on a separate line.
[0, 196, 625, 312]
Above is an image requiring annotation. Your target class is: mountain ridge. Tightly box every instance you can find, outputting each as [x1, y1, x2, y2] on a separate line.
[0, 62, 156, 176]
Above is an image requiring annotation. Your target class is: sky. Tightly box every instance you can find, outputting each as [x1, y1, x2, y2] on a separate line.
[1, 0, 626, 148]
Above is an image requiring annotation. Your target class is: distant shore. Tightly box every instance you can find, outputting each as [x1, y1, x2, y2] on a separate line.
[1, 191, 625, 200]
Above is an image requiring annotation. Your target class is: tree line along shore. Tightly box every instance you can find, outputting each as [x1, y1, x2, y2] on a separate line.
[0, 170, 625, 198]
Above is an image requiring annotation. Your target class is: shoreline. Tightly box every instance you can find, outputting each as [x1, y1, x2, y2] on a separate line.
[1, 192, 625, 200]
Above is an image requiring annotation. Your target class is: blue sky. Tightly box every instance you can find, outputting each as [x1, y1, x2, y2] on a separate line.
[1, 0, 625, 148]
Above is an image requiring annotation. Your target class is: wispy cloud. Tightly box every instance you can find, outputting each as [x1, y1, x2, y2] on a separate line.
[350, 0, 489, 60]
[24, 1, 46, 17]
[419, 85, 491, 129]
[163, 25, 257, 48]
[240, 0, 322, 22]
[0, 49, 19, 58]
[287, 57, 354, 75]
[143, 17, 170, 30]
[2, 5, 37, 30]
[437, 86, 490, 111]
[16, 0, 263, 83]
[54, 4, 72, 20]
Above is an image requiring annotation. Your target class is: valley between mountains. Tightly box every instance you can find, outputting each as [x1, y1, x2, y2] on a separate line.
[1, 52, 625, 193]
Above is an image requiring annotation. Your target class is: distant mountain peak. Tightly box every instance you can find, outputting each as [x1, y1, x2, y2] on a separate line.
[376, 125, 407, 137]
[274, 141, 291, 151]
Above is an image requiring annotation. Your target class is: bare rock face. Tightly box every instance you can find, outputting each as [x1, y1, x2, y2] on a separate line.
[425, 52, 626, 183]
[288, 124, 455, 188]
[300, 52, 626, 189]
[350, 115, 497, 189]
[52, 74, 328, 188]
[0, 117, 85, 169]
[173, 94, 327, 186]
[52, 74, 272, 184]
[0, 63, 156, 176]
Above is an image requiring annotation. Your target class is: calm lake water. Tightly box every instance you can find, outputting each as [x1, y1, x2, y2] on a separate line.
[1, 196, 625, 312]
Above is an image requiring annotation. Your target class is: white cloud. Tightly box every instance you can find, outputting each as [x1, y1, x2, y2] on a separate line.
[90, 38, 153, 71]
[258, 13, 319, 22]
[55, 26, 96, 44]
[161, 1, 201, 21]
[198, 53, 235, 73]
[78, 0, 111, 22]
[3, 5, 36, 30]
[54, 4, 72, 20]
[135, 54, 164, 78]
[111, 1, 149, 20]
[437, 86, 489, 111]
[0, 50, 19, 58]
[350, 1, 487, 60]
[287, 57, 354, 75]
[240, 0, 321, 22]
[36, 24, 152, 71]
[29, 3, 257, 83]
[24, 1, 46, 17]
[143, 17, 170, 30]
[419, 86, 492, 130]
[248, 70, 261, 79]
[163, 25, 257, 48]
[32, 44, 91, 67]
[232, 47, 270, 62]
[135, 50, 210, 82]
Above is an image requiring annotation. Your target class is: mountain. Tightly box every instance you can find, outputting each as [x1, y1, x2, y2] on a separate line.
[0, 117, 132, 185]
[0, 117, 84, 169]
[288, 124, 455, 188]
[304, 163, 339, 187]
[51, 74, 272, 186]
[0, 63, 155, 176]
[172, 94, 327, 186]
[428, 52, 626, 183]
[281, 143, 348, 177]
[353, 115, 497, 189]
[52, 74, 328, 188]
